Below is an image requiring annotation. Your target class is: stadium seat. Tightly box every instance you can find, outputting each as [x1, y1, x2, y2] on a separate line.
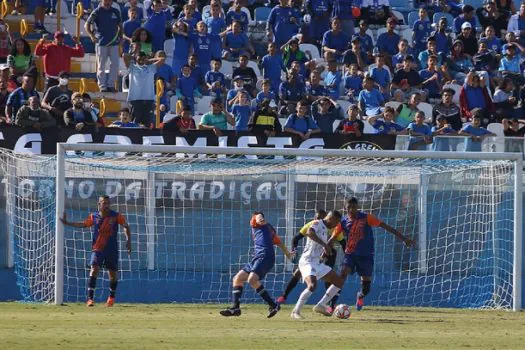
[417, 102, 433, 123]
[164, 39, 174, 56]
[389, 0, 413, 14]
[401, 28, 413, 42]
[170, 95, 178, 112]
[391, 10, 406, 25]
[99, 98, 121, 117]
[366, 29, 376, 45]
[407, 11, 419, 27]
[299, 43, 320, 60]
[241, 7, 255, 26]
[337, 99, 351, 114]
[443, 83, 461, 105]
[463, 0, 484, 8]
[220, 60, 233, 78]
[80, 78, 99, 94]
[254, 7, 271, 22]
[246, 60, 261, 78]
[69, 78, 82, 92]
[487, 123, 504, 137]
[376, 27, 388, 39]
[385, 101, 401, 110]
[196, 96, 214, 115]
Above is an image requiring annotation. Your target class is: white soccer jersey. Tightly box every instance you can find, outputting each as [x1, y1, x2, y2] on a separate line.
[300, 219, 330, 261]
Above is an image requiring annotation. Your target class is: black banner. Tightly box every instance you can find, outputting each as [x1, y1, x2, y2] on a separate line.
[0, 127, 396, 154]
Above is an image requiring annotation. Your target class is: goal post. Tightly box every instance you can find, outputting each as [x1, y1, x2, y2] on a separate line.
[49, 143, 523, 311]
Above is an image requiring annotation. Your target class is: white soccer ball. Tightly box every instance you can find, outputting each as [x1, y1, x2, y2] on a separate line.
[334, 304, 351, 319]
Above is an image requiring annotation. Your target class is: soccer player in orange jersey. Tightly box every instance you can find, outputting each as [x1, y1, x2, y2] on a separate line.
[61, 195, 131, 307]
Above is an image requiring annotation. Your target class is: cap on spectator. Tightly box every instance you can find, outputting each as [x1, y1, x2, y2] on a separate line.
[462, 4, 474, 13]
[269, 99, 277, 108]
[461, 22, 472, 30]
[0, 63, 9, 71]
[232, 75, 243, 82]
[348, 103, 358, 111]
[439, 16, 448, 23]
[54, 31, 65, 39]
[351, 35, 360, 43]
[372, 47, 380, 56]
[211, 97, 223, 105]
[453, 39, 464, 47]
[359, 19, 368, 26]
[58, 71, 70, 78]
[386, 17, 396, 24]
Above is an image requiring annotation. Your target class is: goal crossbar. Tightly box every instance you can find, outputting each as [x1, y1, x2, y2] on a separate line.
[54, 143, 523, 311]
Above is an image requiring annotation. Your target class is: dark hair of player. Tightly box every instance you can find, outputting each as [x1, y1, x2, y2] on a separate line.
[330, 210, 342, 219]
[315, 209, 327, 220]
[346, 197, 358, 206]
[253, 211, 264, 218]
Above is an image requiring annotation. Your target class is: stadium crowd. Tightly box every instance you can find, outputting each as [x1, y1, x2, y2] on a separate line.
[1, 0, 525, 151]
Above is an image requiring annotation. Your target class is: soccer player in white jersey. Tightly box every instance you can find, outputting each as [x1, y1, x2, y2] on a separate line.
[291, 210, 345, 319]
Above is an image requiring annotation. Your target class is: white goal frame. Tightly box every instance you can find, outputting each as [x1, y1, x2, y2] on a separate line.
[55, 144, 523, 311]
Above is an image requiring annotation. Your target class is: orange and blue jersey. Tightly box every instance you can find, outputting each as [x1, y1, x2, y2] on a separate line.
[334, 211, 382, 256]
[83, 210, 126, 252]
[250, 216, 281, 258]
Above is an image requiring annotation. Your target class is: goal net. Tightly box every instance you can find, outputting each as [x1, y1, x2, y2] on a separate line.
[2, 145, 522, 310]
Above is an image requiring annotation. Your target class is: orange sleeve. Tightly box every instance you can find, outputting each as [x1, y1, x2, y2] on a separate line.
[271, 225, 281, 245]
[83, 214, 94, 227]
[367, 214, 383, 227]
[331, 222, 343, 238]
[116, 213, 127, 225]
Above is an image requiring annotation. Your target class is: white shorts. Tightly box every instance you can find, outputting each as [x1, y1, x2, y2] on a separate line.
[298, 258, 332, 280]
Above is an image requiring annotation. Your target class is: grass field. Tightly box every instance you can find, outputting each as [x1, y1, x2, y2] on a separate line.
[1, 302, 524, 349]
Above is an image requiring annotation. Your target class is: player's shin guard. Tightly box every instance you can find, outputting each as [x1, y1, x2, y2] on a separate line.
[358, 281, 371, 299]
[109, 280, 118, 298]
[293, 288, 313, 313]
[256, 285, 276, 308]
[316, 285, 341, 307]
[282, 274, 301, 299]
[87, 276, 97, 300]
[329, 290, 341, 308]
[232, 286, 243, 308]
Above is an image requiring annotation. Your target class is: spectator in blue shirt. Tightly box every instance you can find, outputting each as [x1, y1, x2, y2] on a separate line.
[172, 21, 190, 77]
[344, 63, 363, 101]
[154, 50, 176, 93]
[356, 20, 374, 57]
[324, 60, 342, 99]
[202, 0, 225, 23]
[256, 79, 277, 107]
[279, 72, 306, 116]
[484, 26, 502, 53]
[376, 17, 401, 60]
[5, 73, 38, 123]
[369, 54, 390, 97]
[108, 108, 141, 128]
[412, 8, 432, 56]
[367, 106, 406, 135]
[226, 0, 250, 32]
[499, 43, 525, 91]
[144, 0, 167, 52]
[392, 39, 412, 71]
[322, 18, 349, 62]
[180, 4, 199, 34]
[260, 42, 285, 95]
[407, 111, 433, 150]
[177, 0, 201, 21]
[122, 8, 141, 55]
[358, 76, 385, 117]
[267, 0, 302, 49]
[284, 100, 321, 140]
[431, 115, 457, 151]
[453, 5, 477, 35]
[420, 55, 443, 99]
[191, 21, 221, 75]
[335, 103, 364, 135]
[205, 59, 226, 98]
[431, 17, 453, 57]
[311, 97, 342, 133]
[85, 0, 122, 92]
[223, 21, 255, 60]
[332, 0, 355, 37]
[176, 64, 202, 114]
[306, 70, 329, 103]
[304, 0, 333, 45]
[418, 37, 444, 70]
[230, 90, 253, 131]
[459, 112, 496, 151]
[226, 76, 248, 112]
[205, 3, 227, 35]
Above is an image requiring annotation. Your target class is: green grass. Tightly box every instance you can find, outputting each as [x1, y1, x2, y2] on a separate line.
[1, 302, 524, 349]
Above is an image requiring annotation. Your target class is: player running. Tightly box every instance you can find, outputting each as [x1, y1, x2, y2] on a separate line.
[276, 209, 346, 314]
[314, 197, 415, 314]
[60, 195, 131, 307]
[291, 210, 345, 319]
[220, 211, 294, 318]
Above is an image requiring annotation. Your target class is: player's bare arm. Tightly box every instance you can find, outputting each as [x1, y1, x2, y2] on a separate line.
[60, 212, 89, 228]
[277, 242, 294, 261]
[379, 222, 415, 247]
[305, 227, 332, 255]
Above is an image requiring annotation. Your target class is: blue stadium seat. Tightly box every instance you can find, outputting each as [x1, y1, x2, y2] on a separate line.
[433, 12, 454, 29]
[407, 11, 419, 27]
[389, 0, 414, 14]
[254, 7, 271, 22]
[463, 0, 485, 9]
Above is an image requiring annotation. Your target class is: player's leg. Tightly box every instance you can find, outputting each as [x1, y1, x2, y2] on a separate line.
[220, 269, 248, 316]
[292, 274, 317, 319]
[315, 254, 355, 310]
[104, 250, 119, 306]
[313, 264, 341, 316]
[86, 252, 103, 306]
[277, 268, 302, 303]
[246, 262, 281, 318]
[355, 256, 374, 311]
[323, 250, 338, 310]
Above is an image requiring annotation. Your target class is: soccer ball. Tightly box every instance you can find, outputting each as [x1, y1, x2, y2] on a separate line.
[334, 304, 351, 319]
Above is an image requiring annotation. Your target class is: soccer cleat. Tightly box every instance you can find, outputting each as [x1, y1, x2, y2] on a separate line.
[326, 306, 334, 316]
[106, 296, 115, 307]
[313, 304, 332, 316]
[276, 295, 286, 304]
[291, 311, 304, 320]
[356, 293, 365, 311]
[86, 299, 95, 307]
[219, 307, 241, 317]
[267, 304, 280, 318]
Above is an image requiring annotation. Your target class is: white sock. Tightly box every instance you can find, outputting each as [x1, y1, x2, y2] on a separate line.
[293, 288, 313, 313]
[316, 285, 341, 307]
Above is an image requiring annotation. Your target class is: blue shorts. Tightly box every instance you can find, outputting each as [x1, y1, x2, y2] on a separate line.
[90, 249, 119, 271]
[242, 256, 274, 280]
[33, 0, 46, 7]
[342, 253, 374, 277]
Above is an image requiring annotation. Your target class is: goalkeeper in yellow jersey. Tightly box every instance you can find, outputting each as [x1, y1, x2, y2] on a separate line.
[276, 209, 346, 314]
